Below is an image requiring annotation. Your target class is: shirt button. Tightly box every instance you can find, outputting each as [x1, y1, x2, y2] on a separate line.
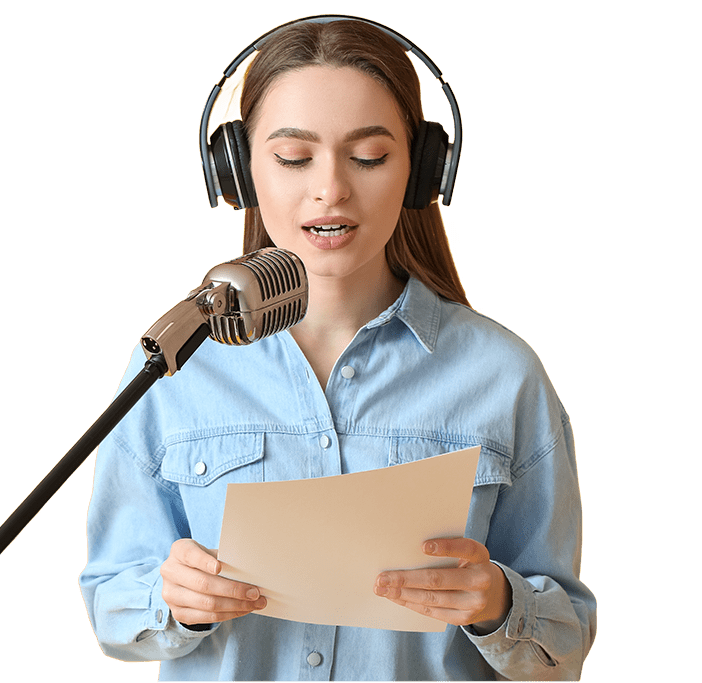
[156, 609, 163, 624]
[341, 365, 355, 379]
[319, 435, 331, 449]
[307, 652, 323, 667]
[194, 461, 207, 476]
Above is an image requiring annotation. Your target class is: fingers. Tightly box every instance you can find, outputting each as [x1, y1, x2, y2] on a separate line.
[164, 583, 267, 626]
[383, 601, 481, 627]
[374, 562, 496, 627]
[373, 537, 503, 627]
[380, 588, 488, 627]
[423, 537, 490, 564]
[171, 538, 221, 575]
[376, 564, 491, 594]
[163, 560, 261, 601]
[161, 539, 266, 626]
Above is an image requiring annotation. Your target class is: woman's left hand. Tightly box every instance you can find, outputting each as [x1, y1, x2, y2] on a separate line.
[374, 537, 512, 632]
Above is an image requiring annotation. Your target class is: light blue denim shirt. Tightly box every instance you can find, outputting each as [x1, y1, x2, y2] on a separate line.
[80, 277, 596, 681]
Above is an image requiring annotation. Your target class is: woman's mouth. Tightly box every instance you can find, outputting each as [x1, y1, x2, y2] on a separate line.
[307, 224, 352, 237]
[302, 218, 358, 250]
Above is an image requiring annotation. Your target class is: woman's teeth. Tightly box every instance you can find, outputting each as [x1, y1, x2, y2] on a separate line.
[308, 225, 351, 237]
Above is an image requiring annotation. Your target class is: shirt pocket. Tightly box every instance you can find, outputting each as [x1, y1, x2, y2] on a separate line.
[389, 437, 512, 544]
[161, 432, 265, 487]
[160, 432, 265, 545]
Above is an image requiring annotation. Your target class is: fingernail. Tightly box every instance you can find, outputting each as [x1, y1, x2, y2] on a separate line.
[254, 597, 267, 609]
[246, 587, 260, 600]
[377, 574, 390, 587]
[424, 541, 438, 554]
[375, 585, 388, 597]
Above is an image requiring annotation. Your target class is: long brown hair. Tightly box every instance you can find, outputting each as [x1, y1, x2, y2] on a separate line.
[239, 19, 469, 307]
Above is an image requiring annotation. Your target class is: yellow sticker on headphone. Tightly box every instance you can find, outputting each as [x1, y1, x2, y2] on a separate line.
[210, 52, 258, 124]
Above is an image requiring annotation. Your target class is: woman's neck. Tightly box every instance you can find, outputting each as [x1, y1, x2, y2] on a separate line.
[289, 260, 405, 389]
[290, 264, 404, 348]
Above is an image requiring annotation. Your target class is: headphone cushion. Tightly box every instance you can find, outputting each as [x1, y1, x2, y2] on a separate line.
[210, 121, 257, 209]
[404, 120, 448, 210]
[228, 119, 258, 209]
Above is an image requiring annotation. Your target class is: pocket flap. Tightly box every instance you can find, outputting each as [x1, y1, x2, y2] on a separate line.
[473, 446, 512, 486]
[161, 432, 264, 486]
[392, 438, 511, 487]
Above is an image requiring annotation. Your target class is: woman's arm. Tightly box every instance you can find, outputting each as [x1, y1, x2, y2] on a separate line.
[471, 419, 596, 680]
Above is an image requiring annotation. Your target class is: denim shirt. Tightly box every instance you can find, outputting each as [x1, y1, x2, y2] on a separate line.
[80, 277, 596, 681]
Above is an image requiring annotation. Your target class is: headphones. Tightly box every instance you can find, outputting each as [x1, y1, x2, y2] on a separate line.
[200, 15, 462, 211]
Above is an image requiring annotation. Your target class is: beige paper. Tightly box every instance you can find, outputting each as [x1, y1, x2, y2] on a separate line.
[217, 446, 480, 632]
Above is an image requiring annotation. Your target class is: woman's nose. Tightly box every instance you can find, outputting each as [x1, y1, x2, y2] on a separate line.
[311, 156, 351, 206]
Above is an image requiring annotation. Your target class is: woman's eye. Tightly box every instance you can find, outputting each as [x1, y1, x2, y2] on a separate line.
[274, 154, 311, 168]
[352, 153, 388, 169]
[273, 153, 388, 170]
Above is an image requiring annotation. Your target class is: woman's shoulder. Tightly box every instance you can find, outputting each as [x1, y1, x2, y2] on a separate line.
[441, 297, 546, 373]
[414, 285, 570, 460]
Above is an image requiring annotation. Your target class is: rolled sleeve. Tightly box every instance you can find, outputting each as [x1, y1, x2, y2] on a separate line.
[88, 564, 217, 662]
[462, 420, 596, 680]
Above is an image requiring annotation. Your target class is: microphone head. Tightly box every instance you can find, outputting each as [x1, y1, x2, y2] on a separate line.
[203, 248, 308, 345]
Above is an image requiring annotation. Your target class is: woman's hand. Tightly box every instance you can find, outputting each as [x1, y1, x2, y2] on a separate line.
[161, 539, 267, 627]
[374, 537, 512, 633]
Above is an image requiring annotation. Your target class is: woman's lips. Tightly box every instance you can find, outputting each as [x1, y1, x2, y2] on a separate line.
[302, 215, 358, 229]
[302, 216, 359, 250]
[302, 216, 358, 250]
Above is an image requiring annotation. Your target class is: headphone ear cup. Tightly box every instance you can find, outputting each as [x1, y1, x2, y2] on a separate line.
[403, 121, 449, 210]
[209, 121, 258, 209]
[227, 121, 257, 209]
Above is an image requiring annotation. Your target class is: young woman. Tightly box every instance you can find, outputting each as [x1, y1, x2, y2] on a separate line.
[80, 17, 596, 681]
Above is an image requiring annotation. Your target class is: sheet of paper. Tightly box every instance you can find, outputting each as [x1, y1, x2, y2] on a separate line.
[217, 446, 481, 632]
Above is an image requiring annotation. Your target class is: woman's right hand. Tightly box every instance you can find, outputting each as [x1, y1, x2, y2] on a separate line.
[161, 539, 267, 627]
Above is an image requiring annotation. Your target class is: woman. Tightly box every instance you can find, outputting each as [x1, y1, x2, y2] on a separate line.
[80, 18, 596, 681]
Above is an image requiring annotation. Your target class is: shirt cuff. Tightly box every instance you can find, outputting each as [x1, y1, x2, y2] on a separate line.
[463, 561, 535, 646]
[139, 572, 220, 644]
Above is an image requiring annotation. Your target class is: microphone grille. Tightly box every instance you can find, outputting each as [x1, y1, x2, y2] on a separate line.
[259, 296, 307, 337]
[238, 249, 304, 301]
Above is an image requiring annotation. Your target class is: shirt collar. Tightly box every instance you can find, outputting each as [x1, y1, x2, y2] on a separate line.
[365, 277, 440, 354]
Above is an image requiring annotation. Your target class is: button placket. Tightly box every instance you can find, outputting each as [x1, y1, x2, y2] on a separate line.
[300, 623, 336, 679]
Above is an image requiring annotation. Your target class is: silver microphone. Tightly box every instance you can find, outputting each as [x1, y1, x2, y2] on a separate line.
[141, 248, 308, 375]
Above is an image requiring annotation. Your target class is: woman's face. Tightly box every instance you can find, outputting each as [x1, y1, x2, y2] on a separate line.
[249, 66, 411, 282]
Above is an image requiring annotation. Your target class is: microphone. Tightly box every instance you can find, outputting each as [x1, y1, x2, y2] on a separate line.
[141, 248, 308, 376]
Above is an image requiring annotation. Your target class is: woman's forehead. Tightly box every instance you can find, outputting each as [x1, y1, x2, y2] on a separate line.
[253, 66, 406, 139]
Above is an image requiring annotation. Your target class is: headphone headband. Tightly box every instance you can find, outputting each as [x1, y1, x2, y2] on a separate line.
[200, 15, 462, 209]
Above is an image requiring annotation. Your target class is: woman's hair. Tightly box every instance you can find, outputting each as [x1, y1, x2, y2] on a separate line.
[240, 19, 469, 307]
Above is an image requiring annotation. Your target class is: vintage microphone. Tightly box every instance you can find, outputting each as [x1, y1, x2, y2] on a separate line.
[0, 248, 307, 554]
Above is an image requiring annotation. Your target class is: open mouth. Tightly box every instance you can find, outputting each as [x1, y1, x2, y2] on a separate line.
[306, 224, 353, 237]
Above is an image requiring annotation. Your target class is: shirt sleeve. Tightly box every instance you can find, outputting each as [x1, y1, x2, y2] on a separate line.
[78, 355, 219, 662]
[463, 419, 597, 680]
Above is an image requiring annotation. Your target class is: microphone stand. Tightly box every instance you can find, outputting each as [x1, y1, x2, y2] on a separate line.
[0, 325, 210, 556]
[0, 252, 230, 556]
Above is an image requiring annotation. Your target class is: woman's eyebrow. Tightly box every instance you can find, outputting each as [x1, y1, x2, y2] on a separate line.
[266, 127, 319, 142]
[265, 126, 395, 143]
[344, 126, 395, 143]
